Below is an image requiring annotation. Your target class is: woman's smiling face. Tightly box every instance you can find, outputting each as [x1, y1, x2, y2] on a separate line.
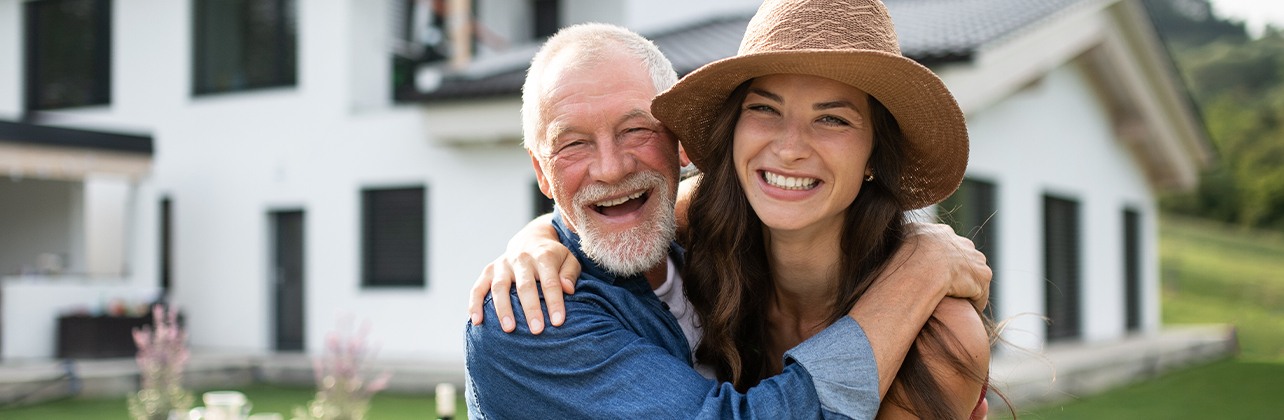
[733, 74, 876, 235]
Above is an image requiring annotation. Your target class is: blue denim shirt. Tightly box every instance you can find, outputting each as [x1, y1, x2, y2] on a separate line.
[465, 212, 880, 419]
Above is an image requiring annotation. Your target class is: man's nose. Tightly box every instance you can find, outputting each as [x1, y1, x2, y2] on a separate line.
[593, 138, 637, 184]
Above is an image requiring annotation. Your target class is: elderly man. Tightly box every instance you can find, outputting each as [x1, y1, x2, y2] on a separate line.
[464, 23, 987, 418]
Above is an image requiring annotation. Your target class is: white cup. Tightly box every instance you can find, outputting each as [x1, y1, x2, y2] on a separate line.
[202, 391, 250, 420]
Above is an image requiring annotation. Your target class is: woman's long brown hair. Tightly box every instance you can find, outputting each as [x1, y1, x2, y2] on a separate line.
[682, 80, 993, 419]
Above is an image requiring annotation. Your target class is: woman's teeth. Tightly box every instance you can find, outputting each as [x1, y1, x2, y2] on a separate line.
[764, 171, 818, 190]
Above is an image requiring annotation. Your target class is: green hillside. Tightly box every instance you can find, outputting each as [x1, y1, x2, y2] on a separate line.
[1009, 215, 1284, 418]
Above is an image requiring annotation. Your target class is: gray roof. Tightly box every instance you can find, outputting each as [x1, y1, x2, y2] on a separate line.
[413, 0, 1098, 102]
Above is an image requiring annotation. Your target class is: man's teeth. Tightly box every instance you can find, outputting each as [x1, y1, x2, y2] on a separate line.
[595, 191, 645, 207]
[764, 171, 818, 190]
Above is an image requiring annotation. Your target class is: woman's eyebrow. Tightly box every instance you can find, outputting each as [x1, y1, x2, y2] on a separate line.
[814, 100, 859, 111]
[747, 88, 783, 103]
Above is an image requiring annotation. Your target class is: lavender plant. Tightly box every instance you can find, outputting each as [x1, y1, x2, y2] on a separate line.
[292, 319, 392, 420]
[127, 304, 194, 420]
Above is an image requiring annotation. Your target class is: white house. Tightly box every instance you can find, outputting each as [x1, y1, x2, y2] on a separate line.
[0, 0, 1212, 388]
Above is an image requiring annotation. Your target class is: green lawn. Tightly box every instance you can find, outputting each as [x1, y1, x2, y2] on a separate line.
[0, 383, 458, 419]
[1002, 215, 1284, 418]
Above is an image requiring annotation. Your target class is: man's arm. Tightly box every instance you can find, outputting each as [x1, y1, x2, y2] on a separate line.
[466, 288, 879, 419]
[847, 223, 991, 398]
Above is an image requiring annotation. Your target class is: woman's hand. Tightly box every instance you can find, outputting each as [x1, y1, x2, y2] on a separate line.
[468, 214, 580, 334]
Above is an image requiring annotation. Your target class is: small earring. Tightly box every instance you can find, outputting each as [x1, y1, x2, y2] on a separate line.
[864, 173, 875, 182]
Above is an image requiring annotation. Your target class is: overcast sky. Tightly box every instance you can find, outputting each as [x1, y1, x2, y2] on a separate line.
[1210, 0, 1284, 37]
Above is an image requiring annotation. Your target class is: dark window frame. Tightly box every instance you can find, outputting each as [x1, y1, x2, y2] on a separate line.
[192, 0, 298, 96]
[532, 179, 555, 218]
[941, 178, 1000, 319]
[361, 186, 427, 288]
[1123, 207, 1143, 332]
[1044, 194, 1082, 342]
[532, 0, 561, 39]
[24, 0, 113, 112]
[160, 196, 173, 293]
[391, 0, 486, 101]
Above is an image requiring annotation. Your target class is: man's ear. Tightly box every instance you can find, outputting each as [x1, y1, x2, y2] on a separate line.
[531, 152, 552, 198]
[678, 143, 692, 167]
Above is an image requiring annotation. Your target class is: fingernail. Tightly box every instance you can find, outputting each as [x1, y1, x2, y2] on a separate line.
[470, 312, 481, 325]
[529, 318, 543, 334]
[551, 311, 564, 326]
[501, 316, 515, 332]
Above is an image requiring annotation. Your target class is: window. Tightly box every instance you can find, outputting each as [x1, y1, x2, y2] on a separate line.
[941, 178, 999, 318]
[193, 0, 297, 95]
[1044, 194, 1081, 342]
[160, 197, 173, 292]
[532, 0, 561, 39]
[392, 0, 478, 99]
[532, 180, 555, 218]
[362, 186, 426, 287]
[1123, 207, 1142, 332]
[24, 0, 112, 111]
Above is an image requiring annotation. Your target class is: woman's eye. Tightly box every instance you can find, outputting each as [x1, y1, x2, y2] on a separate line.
[745, 104, 777, 114]
[818, 115, 850, 126]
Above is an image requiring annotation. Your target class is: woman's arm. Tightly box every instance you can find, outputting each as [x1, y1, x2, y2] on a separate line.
[876, 298, 990, 419]
[846, 223, 991, 397]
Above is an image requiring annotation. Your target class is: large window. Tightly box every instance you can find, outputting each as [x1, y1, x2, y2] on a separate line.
[193, 0, 297, 95]
[362, 186, 426, 288]
[941, 178, 999, 318]
[24, 0, 112, 111]
[1044, 194, 1082, 342]
[1123, 207, 1143, 332]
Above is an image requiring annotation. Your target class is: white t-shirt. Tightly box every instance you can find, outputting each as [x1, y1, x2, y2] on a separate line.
[654, 257, 715, 378]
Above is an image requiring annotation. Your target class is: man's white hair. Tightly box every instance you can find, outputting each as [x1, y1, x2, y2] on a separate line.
[521, 23, 678, 152]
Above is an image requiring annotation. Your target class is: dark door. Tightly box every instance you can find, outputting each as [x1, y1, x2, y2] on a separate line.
[272, 210, 305, 351]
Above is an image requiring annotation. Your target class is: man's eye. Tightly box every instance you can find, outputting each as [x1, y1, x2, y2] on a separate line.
[558, 140, 586, 152]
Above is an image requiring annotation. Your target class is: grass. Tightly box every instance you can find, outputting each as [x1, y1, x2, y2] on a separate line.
[0, 383, 460, 419]
[999, 214, 1284, 418]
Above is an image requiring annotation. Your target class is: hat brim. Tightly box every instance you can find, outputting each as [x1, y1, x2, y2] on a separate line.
[652, 49, 968, 209]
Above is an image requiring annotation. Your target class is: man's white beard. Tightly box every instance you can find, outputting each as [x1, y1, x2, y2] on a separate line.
[568, 171, 676, 276]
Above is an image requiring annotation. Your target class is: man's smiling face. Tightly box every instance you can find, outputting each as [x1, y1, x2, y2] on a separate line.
[529, 49, 680, 276]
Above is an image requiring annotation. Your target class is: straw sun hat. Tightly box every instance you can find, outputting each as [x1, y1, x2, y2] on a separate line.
[652, 0, 968, 210]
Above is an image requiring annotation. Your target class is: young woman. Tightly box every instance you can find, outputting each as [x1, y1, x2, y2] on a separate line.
[475, 0, 995, 417]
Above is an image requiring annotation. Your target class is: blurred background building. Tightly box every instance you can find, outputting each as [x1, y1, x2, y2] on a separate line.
[0, 0, 1222, 405]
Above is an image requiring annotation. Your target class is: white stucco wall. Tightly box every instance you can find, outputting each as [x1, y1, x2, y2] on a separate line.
[0, 0, 538, 362]
[0, 0, 1170, 365]
[965, 62, 1158, 351]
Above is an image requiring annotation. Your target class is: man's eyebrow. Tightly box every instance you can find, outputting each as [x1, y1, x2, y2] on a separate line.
[617, 109, 655, 126]
[546, 121, 571, 142]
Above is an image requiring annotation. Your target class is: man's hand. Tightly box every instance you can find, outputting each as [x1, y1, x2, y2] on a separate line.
[893, 223, 992, 312]
[468, 215, 580, 334]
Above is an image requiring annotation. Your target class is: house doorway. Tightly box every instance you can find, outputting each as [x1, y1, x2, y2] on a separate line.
[271, 210, 305, 351]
